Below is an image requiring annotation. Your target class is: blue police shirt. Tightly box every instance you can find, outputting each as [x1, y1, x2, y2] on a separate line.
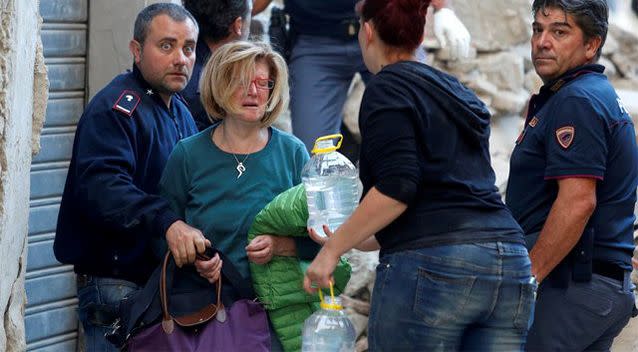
[54, 65, 198, 284]
[506, 64, 638, 270]
[182, 40, 213, 131]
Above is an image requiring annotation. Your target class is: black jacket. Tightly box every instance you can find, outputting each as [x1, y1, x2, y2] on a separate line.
[359, 61, 523, 253]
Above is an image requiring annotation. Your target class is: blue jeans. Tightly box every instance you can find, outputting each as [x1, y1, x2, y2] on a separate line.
[76, 275, 141, 352]
[289, 35, 371, 152]
[526, 272, 635, 351]
[368, 242, 536, 351]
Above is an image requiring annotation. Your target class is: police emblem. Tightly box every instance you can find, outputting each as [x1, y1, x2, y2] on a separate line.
[555, 126, 575, 149]
[113, 90, 140, 116]
[529, 117, 539, 128]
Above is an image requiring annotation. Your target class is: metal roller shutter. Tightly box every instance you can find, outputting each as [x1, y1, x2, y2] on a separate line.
[26, 0, 88, 350]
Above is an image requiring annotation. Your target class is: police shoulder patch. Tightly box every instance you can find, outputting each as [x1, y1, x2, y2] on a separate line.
[112, 90, 141, 117]
[529, 116, 539, 128]
[555, 126, 575, 149]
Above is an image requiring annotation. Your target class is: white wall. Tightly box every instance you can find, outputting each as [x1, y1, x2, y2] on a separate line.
[88, 0, 181, 99]
[0, 0, 47, 350]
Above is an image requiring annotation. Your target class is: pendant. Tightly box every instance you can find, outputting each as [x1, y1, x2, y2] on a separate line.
[236, 162, 246, 179]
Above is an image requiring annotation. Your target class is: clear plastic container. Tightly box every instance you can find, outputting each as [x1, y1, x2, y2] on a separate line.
[302, 134, 361, 237]
[301, 295, 356, 352]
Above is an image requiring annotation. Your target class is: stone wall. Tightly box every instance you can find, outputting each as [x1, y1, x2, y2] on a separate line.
[0, 0, 47, 351]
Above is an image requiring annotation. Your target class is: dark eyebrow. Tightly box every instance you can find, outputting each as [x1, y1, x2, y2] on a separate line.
[550, 22, 572, 29]
[532, 21, 572, 29]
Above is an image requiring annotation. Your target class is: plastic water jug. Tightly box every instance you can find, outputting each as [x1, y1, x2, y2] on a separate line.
[301, 285, 356, 352]
[302, 134, 360, 237]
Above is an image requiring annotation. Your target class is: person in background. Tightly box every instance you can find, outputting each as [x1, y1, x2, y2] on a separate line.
[182, 0, 253, 131]
[506, 0, 637, 350]
[159, 41, 319, 351]
[303, 0, 534, 350]
[252, 0, 470, 160]
[54, 4, 202, 351]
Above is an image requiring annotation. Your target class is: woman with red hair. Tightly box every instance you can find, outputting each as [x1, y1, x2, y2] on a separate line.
[304, 0, 535, 350]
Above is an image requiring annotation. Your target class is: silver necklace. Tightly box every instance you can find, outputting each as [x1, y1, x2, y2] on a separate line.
[230, 152, 249, 179]
[217, 125, 253, 179]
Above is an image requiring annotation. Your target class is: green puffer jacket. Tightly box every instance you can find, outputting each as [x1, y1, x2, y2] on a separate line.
[248, 184, 351, 352]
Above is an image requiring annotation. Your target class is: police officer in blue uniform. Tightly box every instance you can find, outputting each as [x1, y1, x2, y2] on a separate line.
[54, 4, 207, 351]
[181, 0, 252, 131]
[506, 0, 638, 350]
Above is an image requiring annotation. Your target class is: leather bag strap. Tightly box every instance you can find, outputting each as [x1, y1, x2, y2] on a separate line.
[159, 251, 223, 333]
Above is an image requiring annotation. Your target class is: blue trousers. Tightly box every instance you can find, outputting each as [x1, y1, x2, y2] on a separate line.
[288, 35, 370, 152]
[526, 272, 635, 351]
[368, 242, 535, 351]
[77, 275, 141, 352]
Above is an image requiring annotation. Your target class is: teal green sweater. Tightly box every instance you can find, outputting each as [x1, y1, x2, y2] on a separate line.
[159, 125, 309, 280]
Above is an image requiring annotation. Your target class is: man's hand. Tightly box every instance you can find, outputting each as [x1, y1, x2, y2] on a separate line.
[433, 8, 471, 60]
[195, 253, 222, 283]
[165, 220, 210, 267]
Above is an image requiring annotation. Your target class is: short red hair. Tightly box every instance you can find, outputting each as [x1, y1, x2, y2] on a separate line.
[356, 0, 431, 52]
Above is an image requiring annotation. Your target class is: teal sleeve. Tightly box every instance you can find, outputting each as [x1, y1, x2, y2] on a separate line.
[158, 142, 189, 219]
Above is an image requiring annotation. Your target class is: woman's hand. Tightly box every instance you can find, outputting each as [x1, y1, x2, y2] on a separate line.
[303, 246, 340, 294]
[194, 252, 222, 283]
[308, 225, 333, 246]
[246, 235, 275, 265]
[246, 235, 297, 265]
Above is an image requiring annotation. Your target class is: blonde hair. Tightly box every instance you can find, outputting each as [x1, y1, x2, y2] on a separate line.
[199, 41, 289, 127]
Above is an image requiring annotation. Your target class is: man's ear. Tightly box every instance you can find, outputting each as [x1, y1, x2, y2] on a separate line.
[129, 40, 142, 63]
[585, 36, 602, 61]
[232, 16, 243, 38]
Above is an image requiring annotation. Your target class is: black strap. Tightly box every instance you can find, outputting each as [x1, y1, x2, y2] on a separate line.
[163, 248, 255, 300]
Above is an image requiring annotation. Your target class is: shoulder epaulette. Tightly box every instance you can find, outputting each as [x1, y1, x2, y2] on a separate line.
[112, 90, 141, 117]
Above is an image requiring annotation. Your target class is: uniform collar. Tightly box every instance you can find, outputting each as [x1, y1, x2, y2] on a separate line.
[132, 64, 156, 94]
[540, 64, 605, 94]
[131, 64, 178, 109]
[527, 64, 604, 120]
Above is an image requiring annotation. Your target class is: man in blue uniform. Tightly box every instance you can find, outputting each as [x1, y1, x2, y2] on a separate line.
[506, 0, 638, 350]
[54, 4, 206, 351]
[253, 0, 470, 156]
[182, 0, 252, 131]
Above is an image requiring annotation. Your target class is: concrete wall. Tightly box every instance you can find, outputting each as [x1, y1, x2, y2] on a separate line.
[88, 0, 181, 99]
[0, 0, 47, 350]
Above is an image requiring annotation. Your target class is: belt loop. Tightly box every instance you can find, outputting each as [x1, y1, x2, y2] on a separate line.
[496, 241, 504, 255]
[624, 270, 634, 292]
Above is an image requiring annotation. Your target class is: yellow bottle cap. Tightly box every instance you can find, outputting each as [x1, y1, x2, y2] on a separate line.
[318, 281, 343, 310]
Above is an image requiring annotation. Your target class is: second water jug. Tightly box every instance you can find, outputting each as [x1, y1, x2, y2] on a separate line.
[301, 134, 360, 237]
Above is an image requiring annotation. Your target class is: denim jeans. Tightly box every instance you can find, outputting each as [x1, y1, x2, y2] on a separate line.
[288, 35, 371, 152]
[368, 241, 536, 351]
[77, 275, 141, 352]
